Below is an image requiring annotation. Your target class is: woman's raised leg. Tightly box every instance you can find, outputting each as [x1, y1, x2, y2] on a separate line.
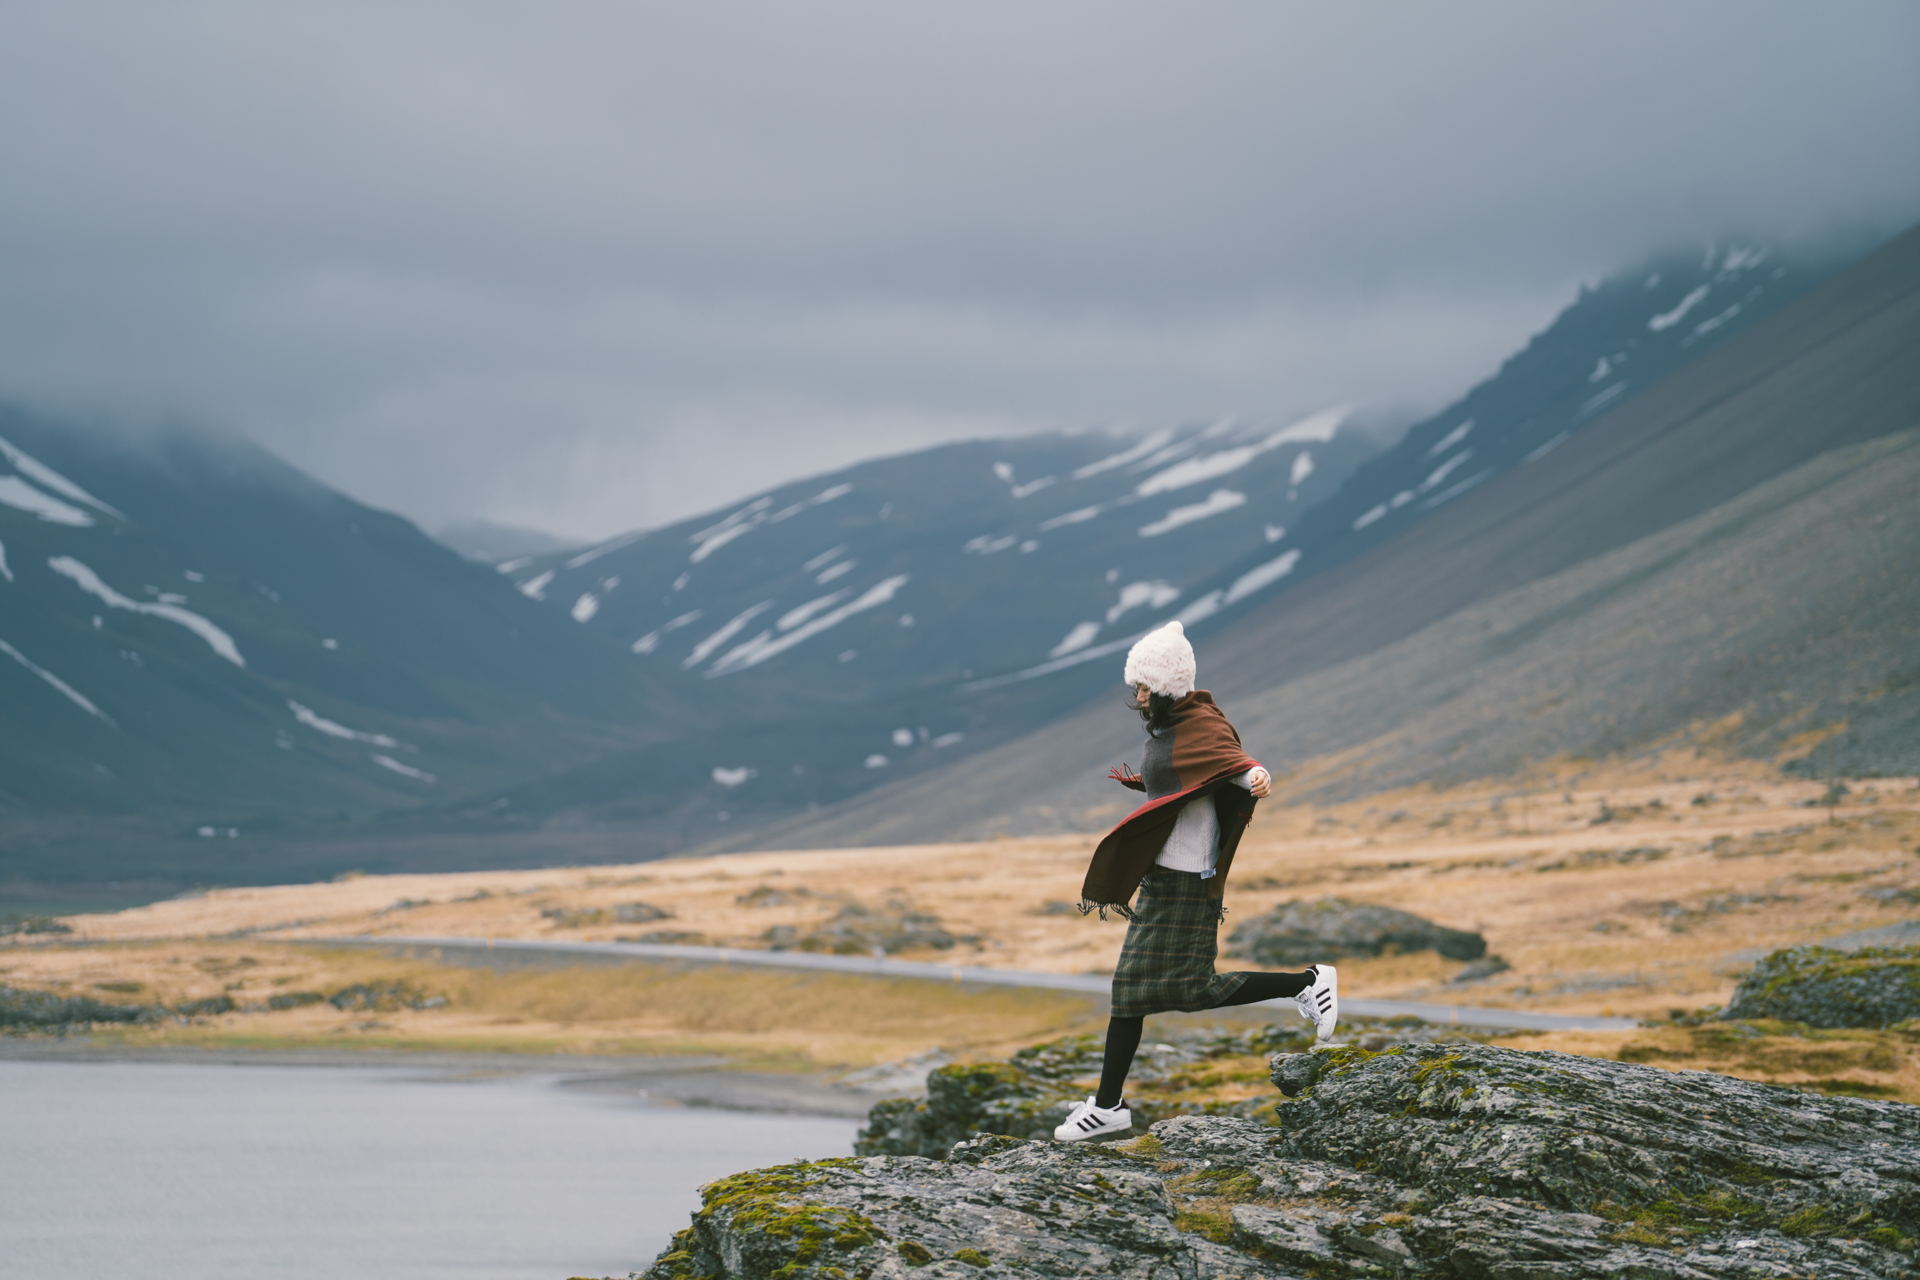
[1212, 965, 1340, 1040]
[1210, 970, 1313, 1007]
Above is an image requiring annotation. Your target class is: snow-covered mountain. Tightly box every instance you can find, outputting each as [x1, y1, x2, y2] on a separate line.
[504, 238, 1847, 709]
[742, 221, 1920, 852]
[450, 236, 1861, 854]
[0, 416, 673, 887]
[498, 409, 1372, 704]
[959, 239, 1856, 692]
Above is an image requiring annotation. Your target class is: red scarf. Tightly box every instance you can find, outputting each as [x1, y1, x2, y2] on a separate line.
[1079, 691, 1261, 914]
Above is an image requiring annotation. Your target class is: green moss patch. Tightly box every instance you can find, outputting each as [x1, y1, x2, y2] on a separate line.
[685, 1159, 884, 1279]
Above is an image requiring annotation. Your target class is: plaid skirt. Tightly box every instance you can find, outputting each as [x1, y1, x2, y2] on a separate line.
[1110, 867, 1248, 1018]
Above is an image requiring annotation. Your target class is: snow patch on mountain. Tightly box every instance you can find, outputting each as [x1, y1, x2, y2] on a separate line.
[689, 497, 772, 564]
[48, 556, 245, 666]
[1224, 548, 1303, 605]
[1420, 451, 1475, 493]
[571, 593, 599, 623]
[803, 545, 847, 573]
[518, 569, 554, 600]
[1266, 406, 1350, 447]
[0, 539, 11, 582]
[707, 575, 910, 676]
[1649, 285, 1710, 332]
[1135, 408, 1349, 497]
[1038, 505, 1103, 530]
[371, 753, 435, 783]
[0, 433, 124, 519]
[1070, 429, 1174, 480]
[0, 476, 94, 525]
[0, 637, 115, 725]
[287, 698, 402, 749]
[684, 601, 774, 668]
[564, 529, 648, 570]
[631, 608, 703, 654]
[779, 591, 851, 631]
[1426, 419, 1474, 457]
[1689, 303, 1742, 340]
[1106, 580, 1180, 624]
[1138, 489, 1245, 536]
[1049, 620, 1101, 657]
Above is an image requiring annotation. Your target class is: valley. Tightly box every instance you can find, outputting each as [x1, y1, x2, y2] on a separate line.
[10, 755, 1915, 1100]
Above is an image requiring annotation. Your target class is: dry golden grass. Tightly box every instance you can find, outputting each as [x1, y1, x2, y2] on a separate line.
[0, 942, 1104, 1070]
[1499, 1022, 1920, 1105]
[12, 755, 1918, 1081]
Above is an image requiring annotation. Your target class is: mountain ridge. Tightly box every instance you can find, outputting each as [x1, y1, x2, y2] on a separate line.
[695, 220, 1920, 852]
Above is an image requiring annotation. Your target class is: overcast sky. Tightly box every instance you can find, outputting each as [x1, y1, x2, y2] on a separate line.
[1, 3, 1915, 541]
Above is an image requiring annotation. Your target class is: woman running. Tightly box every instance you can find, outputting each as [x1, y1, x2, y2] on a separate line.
[1054, 620, 1338, 1142]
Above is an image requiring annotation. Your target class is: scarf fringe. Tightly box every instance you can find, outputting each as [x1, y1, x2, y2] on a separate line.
[1076, 895, 1226, 922]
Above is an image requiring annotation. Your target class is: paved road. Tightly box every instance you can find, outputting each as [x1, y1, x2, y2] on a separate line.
[307, 934, 1640, 1033]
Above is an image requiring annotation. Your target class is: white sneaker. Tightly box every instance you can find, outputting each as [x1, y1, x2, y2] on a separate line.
[1296, 964, 1339, 1041]
[1053, 1095, 1132, 1142]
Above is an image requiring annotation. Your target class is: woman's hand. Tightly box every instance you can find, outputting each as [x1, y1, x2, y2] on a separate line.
[1247, 767, 1272, 798]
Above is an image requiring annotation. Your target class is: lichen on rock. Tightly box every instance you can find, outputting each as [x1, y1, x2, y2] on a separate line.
[649, 1041, 1920, 1279]
[1724, 943, 1920, 1028]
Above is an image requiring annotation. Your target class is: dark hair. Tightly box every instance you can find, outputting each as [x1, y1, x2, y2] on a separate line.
[1128, 688, 1178, 734]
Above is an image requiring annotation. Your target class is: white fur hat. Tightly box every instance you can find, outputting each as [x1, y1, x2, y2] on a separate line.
[1124, 621, 1196, 699]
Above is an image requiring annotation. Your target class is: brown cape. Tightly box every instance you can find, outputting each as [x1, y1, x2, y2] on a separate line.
[1079, 690, 1261, 915]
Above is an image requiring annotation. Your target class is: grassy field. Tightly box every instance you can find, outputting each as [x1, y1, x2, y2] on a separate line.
[8, 757, 1918, 1100]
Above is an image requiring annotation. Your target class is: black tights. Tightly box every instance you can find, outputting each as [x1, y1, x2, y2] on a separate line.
[1094, 970, 1313, 1109]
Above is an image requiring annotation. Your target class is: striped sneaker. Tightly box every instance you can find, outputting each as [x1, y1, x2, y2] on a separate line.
[1296, 964, 1339, 1041]
[1053, 1096, 1132, 1142]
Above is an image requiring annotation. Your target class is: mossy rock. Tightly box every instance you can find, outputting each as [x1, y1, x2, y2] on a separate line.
[1724, 944, 1920, 1028]
[1226, 896, 1486, 964]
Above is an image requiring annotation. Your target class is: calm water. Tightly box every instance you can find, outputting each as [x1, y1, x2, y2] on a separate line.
[1, 1060, 859, 1280]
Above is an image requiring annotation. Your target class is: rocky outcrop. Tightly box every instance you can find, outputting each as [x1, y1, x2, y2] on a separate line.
[1725, 944, 1920, 1028]
[855, 1025, 1315, 1159]
[648, 1042, 1920, 1279]
[1227, 896, 1487, 965]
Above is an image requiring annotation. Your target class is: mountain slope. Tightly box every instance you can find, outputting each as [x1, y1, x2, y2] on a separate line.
[497, 413, 1372, 705]
[441, 235, 1864, 856]
[960, 236, 1862, 691]
[726, 221, 1920, 849]
[0, 417, 676, 886]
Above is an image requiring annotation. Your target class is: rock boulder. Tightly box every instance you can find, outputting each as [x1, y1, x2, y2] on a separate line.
[1227, 895, 1487, 965]
[1724, 944, 1920, 1028]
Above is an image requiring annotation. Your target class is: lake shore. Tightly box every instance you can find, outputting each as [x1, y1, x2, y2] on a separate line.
[8, 756, 1917, 1104]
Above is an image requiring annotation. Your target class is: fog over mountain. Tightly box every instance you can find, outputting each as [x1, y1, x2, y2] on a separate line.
[0, 3, 1914, 540]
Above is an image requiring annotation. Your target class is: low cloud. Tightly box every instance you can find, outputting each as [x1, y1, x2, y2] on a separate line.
[0, 2, 1913, 538]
